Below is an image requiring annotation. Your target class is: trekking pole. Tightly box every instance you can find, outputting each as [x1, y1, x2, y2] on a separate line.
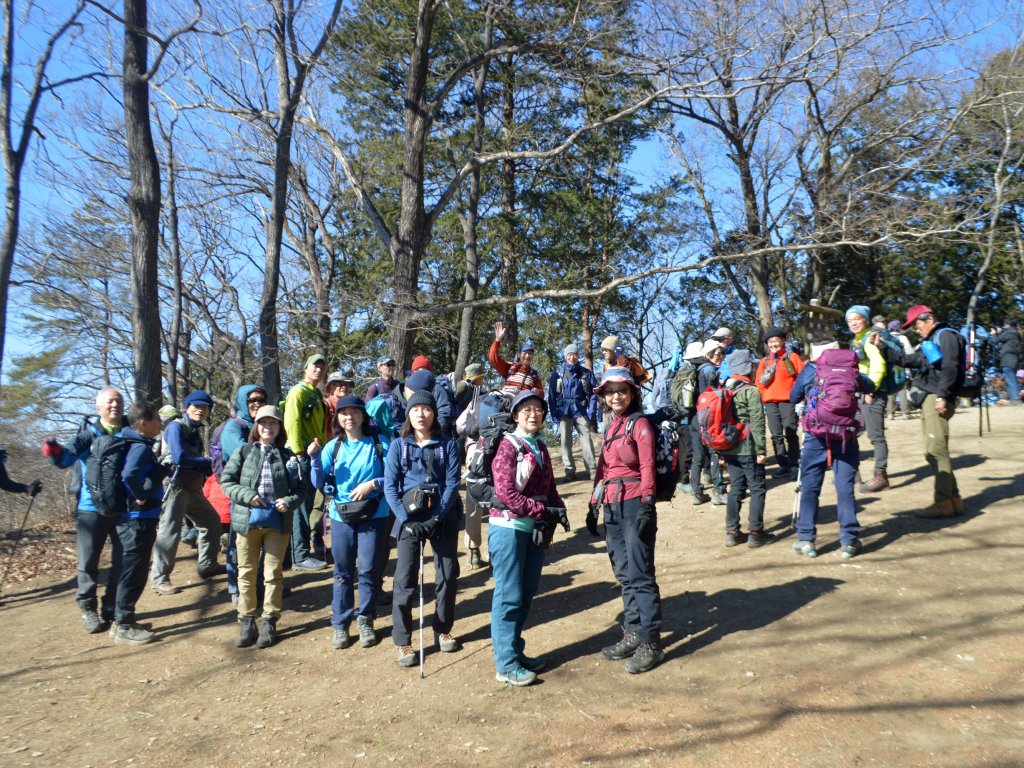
[419, 540, 425, 679]
[0, 495, 37, 604]
[791, 432, 802, 529]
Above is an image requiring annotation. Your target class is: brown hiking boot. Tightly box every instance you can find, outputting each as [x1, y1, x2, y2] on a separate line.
[152, 582, 180, 596]
[915, 500, 955, 519]
[951, 496, 965, 515]
[858, 470, 890, 493]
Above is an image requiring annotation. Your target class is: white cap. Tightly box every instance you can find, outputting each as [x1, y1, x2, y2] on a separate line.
[703, 339, 724, 356]
[683, 341, 705, 360]
[713, 327, 733, 339]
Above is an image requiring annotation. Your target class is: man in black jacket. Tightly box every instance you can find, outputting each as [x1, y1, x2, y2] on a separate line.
[689, 340, 728, 506]
[871, 305, 966, 519]
[990, 318, 1021, 405]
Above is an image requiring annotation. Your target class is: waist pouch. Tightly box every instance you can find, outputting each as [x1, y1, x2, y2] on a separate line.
[179, 468, 206, 491]
[908, 386, 928, 409]
[402, 486, 438, 516]
[335, 497, 379, 525]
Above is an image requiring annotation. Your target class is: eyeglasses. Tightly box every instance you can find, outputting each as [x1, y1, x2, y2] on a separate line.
[517, 406, 545, 415]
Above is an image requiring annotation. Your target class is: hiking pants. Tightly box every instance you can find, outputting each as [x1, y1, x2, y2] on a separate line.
[392, 515, 460, 646]
[150, 483, 222, 587]
[1003, 367, 1021, 404]
[677, 419, 692, 485]
[289, 454, 315, 565]
[114, 518, 157, 625]
[797, 433, 860, 545]
[236, 526, 290, 620]
[861, 394, 888, 473]
[764, 402, 799, 469]
[374, 511, 396, 595]
[921, 394, 959, 503]
[331, 516, 386, 629]
[886, 387, 912, 417]
[558, 415, 596, 475]
[604, 496, 662, 644]
[76, 510, 123, 613]
[488, 523, 544, 673]
[310, 490, 327, 546]
[464, 492, 483, 550]
[723, 455, 766, 532]
[689, 418, 721, 493]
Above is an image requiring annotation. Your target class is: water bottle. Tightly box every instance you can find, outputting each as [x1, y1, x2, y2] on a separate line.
[286, 455, 301, 491]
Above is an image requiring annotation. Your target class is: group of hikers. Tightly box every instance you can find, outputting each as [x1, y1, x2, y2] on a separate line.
[4, 301, 994, 685]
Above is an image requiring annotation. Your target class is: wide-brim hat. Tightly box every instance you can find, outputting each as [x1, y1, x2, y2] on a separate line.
[682, 341, 705, 360]
[594, 366, 641, 398]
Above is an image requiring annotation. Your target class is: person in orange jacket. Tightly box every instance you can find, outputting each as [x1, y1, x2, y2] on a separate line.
[489, 323, 544, 394]
[754, 327, 803, 479]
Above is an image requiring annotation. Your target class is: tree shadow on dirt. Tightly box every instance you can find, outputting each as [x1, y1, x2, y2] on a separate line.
[0, 574, 76, 608]
[886, 453, 986, 489]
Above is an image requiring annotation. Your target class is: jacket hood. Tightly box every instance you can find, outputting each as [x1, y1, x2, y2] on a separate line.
[235, 384, 266, 427]
[119, 427, 154, 445]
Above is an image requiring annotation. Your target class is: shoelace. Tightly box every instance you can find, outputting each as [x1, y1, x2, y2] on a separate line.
[400, 645, 413, 655]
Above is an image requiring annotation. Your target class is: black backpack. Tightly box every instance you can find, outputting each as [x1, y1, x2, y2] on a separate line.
[86, 433, 146, 517]
[465, 392, 516, 507]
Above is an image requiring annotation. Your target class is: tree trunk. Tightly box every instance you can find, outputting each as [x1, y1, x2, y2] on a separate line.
[164, 129, 182, 406]
[498, 57, 518, 355]
[0, 174, 21, 382]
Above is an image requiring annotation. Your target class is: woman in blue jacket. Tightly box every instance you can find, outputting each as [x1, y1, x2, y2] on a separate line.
[383, 389, 463, 668]
[316, 395, 391, 651]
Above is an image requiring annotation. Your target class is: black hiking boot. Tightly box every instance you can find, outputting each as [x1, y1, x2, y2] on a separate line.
[725, 529, 747, 547]
[747, 530, 776, 548]
[624, 642, 665, 674]
[601, 627, 641, 661]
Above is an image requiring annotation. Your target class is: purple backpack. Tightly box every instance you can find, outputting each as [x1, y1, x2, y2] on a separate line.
[803, 349, 863, 449]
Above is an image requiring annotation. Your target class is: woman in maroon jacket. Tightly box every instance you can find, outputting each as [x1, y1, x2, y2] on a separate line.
[588, 367, 664, 674]
[488, 390, 568, 687]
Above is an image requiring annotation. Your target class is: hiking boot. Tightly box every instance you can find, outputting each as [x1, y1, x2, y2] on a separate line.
[792, 539, 817, 558]
[747, 530, 776, 548]
[677, 482, 692, 496]
[152, 582, 180, 596]
[725, 529, 747, 547]
[235, 617, 258, 648]
[496, 667, 537, 687]
[564, 471, 576, 483]
[915, 500, 955, 519]
[469, 547, 489, 569]
[858, 471, 890, 493]
[951, 496, 965, 515]
[520, 655, 547, 673]
[436, 633, 458, 653]
[377, 589, 392, 606]
[711, 489, 728, 506]
[80, 606, 104, 635]
[691, 490, 710, 506]
[577, 472, 592, 482]
[256, 618, 277, 649]
[113, 623, 155, 645]
[293, 557, 328, 571]
[789, 466, 800, 480]
[771, 464, 790, 478]
[333, 628, 351, 649]
[181, 527, 198, 548]
[601, 627, 641, 660]
[198, 563, 227, 579]
[624, 642, 665, 674]
[397, 645, 416, 667]
[841, 539, 863, 558]
[357, 616, 377, 648]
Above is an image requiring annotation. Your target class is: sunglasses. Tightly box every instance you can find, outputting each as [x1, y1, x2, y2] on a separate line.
[248, 397, 267, 405]
[603, 387, 631, 396]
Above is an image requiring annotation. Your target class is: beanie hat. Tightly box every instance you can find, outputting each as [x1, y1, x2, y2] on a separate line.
[762, 327, 787, 343]
[406, 389, 437, 412]
[564, 343, 579, 356]
[726, 349, 755, 377]
[702, 339, 724, 357]
[184, 390, 213, 408]
[682, 341, 705, 360]
[411, 355, 433, 372]
[405, 369, 436, 393]
[845, 305, 871, 323]
[600, 335, 619, 351]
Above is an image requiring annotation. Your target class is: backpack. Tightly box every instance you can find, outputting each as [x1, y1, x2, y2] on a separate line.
[695, 383, 750, 451]
[210, 416, 247, 479]
[465, 392, 515, 506]
[366, 391, 404, 439]
[437, 374, 460, 423]
[625, 412, 680, 502]
[670, 361, 698, 411]
[802, 349, 863, 448]
[86, 433, 146, 517]
[650, 368, 676, 411]
[871, 329, 907, 394]
[464, 389, 513, 441]
[934, 328, 981, 398]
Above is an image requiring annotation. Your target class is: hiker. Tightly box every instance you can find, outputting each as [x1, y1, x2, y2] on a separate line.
[490, 323, 544, 394]
[599, 336, 651, 431]
[489, 390, 569, 687]
[672, 341, 706, 495]
[755, 328, 802, 479]
[42, 387, 128, 632]
[313, 371, 353, 563]
[366, 357, 401, 402]
[548, 343, 598, 481]
[689, 339, 728, 505]
[111, 400, 169, 645]
[150, 390, 224, 595]
[870, 306, 967, 518]
[991, 318, 1021, 405]
[721, 350, 774, 548]
[790, 342, 876, 558]
[283, 354, 328, 572]
[885, 321, 915, 419]
[588, 367, 664, 675]
[382, 388, 463, 668]
[408, 358, 455, 435]
[325, 371, 355, 429]
[220, 405, 305, 649]
[153, 404, 180, 461]
[0, 444, 40, 497]
[846, 306, 891, 493]
[712, 328, 736, 382]
[456, 363, 490, 569]
[454, 363, 485, 414]
[315, 395, 390, 651]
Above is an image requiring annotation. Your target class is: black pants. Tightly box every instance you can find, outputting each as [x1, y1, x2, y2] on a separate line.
[604, 496, 662, 644]
[76, 511, 123, 613]
[861, 395, 888, 472]
[724, 455, 766, 532]
[677, 419, 693, 484]
[392, 516, 460, 646]
[114, 518, 158, 625]
[764, 402, 799, 469]
[689, 419, 721, 493]
[374, 510, 397, 595]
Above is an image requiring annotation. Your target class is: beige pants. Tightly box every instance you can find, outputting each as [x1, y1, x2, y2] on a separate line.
[236, 527, 290, 620]
[464, 491, 484, 549]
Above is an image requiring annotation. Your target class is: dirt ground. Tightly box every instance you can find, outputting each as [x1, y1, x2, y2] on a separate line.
[2, 404, 1023, 768]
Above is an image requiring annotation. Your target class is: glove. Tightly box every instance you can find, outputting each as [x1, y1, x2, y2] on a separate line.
[532, 523, 555, 549]
[404, 517, 438, 541]
[635, 502, 656, 540]
[42, 438, 62, 459]
[28, 480, 42, 497]
[586, 502, 600, 537]
[544, 506, 570, 532]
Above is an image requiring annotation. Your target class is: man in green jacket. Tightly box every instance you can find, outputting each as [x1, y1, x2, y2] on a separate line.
[721, 350, 774, 549]
[282, 354, 328, 571]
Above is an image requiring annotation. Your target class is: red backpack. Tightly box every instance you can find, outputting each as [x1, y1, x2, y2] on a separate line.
[695, 383, 750, 450]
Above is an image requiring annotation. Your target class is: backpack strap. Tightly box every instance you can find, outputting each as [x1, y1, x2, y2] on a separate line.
[624, 413, 643, 440]
[370, 433, 384, 463]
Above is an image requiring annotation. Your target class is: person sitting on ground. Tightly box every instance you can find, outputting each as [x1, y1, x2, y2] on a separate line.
[548, 343, 598, 482]
[689, 340, 728, 506]
[43, 387, 128, 633]
[755, 327, 803, 479]
[711, 328, 737, 382]
[489, 322, 544, 394]
[316, 395, 391, 652]
[382, 389, 463, 668]
[790, 342, 876, 558]
[489, 390, 568, 687]
[220, 405, 306, 650]
[870, 305, 967, 518]
[990, 318, 1021, 406]
[847, 305, 890, 494]
[722, 350, 774, 549]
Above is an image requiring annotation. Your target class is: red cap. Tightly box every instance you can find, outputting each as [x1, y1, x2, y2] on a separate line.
[410, 355, 433, 372]
[901, 304, 934, 330]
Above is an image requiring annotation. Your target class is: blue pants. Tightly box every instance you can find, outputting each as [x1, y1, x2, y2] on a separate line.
[797, 434, 860, 545]
[488, 524, 545, 673]
[1003, 367, 1020, 403]
[331, 515, 386, 629]
[604, 496, 662, 643]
